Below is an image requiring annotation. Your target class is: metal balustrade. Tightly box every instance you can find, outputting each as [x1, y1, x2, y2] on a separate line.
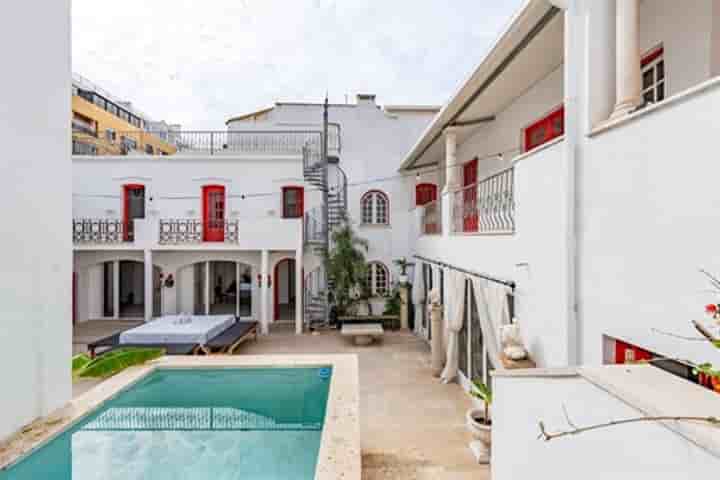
[71, 127, 340, 157]
[452, 168, 515, 234]
[73, 218, 126, 244]
[158, 219, 239, 245]
[420, 198, 442, 235]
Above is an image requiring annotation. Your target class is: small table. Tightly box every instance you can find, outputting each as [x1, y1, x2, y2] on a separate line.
[341, 323, 384, 346]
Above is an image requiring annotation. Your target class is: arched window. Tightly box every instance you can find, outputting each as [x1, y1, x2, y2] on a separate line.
[360, 190, 389, 225]
[366, 261, 389, 296]
[415, 183, 437, 206]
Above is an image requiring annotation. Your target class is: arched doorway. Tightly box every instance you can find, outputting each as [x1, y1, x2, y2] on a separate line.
[274, 258, 296, 321]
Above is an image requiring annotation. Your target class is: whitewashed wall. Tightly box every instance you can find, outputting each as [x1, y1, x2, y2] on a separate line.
[578, 80, 720, 366]
[0, 0, 71, 441]
[229, 99, 437, 310]
[492, 371, 720, 480]
[639, 0, 714, 96]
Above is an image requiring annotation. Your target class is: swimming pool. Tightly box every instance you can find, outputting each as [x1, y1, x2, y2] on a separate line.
[1, 367, 332, 480]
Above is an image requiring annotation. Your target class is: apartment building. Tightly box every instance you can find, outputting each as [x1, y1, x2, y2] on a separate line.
[400, 0, 720, 477]
[71, 73, 178, 156]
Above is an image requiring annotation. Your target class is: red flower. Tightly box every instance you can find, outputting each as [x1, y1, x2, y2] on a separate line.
[706, 304, 718, 315]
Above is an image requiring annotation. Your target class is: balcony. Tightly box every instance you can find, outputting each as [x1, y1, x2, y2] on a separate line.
[158, 219, 239, 245]
[452, 168, 515, 235]
[73, 218, 126, 244]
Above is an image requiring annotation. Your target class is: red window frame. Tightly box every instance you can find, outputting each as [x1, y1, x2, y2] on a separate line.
[415, 183, 438, 207]
[462, 159, 478, 232]
[523, 105, 565, 153]
[202, 185, 226, 242]
[614, 340, 653, 365]
[282, 186, 304, 219]
[122, 184, 145, 242]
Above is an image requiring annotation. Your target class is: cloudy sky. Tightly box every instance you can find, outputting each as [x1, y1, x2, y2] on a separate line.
[73, 0, 523, 129]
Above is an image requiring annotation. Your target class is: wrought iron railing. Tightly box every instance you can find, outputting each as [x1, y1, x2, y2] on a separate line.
[452, 167, 515, 234]
[73, 218, 126, 244]
[420, 198, 442, 235]
[158, 219, 239, 244]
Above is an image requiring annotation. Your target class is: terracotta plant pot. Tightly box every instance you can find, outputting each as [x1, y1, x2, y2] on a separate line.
[466, 408, 491, 448]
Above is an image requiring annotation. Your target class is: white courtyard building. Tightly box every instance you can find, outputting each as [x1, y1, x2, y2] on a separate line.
[400, 0, 720, 477]
[72, 96, 437, 336]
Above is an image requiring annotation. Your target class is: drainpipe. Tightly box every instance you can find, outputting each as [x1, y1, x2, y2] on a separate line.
[561, 0, 580, 365]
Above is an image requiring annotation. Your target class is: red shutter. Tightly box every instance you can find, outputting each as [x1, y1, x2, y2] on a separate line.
[415, 183, 438, 206]
[463, 159, 478, 232]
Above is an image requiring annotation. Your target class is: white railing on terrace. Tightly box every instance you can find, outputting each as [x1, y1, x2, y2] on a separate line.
[420, 198, 442, 236]
[452, 167, 515, 234]
[73, 218, 127, 244]
[72, 127, 341, 156]
[158, 219, 239, 245]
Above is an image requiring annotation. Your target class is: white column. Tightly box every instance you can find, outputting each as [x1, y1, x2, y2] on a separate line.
[143, 250, 153, 322]
[295, 247, 303, 335]
[112, 260, 120, 319]
[204, 261, 210, 315]
[235, 262, 240, 318]
[260, 250, 269, 334]
[610, 0, 641, 119]
[443, 127, 458, 236]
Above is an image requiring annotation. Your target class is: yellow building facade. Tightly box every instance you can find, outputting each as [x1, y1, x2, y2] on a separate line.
[72, 89, 177, 156]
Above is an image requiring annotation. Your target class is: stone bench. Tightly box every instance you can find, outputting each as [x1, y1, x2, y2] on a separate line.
[341, 323, 384, 346]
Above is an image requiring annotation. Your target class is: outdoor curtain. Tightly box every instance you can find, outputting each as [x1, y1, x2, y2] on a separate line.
[470, 276, 511, 369]
[440, 269, 467, 382]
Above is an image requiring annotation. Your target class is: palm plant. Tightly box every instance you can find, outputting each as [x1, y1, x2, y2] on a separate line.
[471, 380, 493, 425]
[73, 347, 165, 379]
[325, 223, 369, 316]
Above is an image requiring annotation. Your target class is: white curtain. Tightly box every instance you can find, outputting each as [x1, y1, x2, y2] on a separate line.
[411, 263, 424, 334]
[440, 270, 467, 382]
[471, 276, 511, 369]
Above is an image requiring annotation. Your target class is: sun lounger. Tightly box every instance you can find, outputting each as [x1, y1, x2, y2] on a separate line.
[87, 333, 199, 358]
[200, 321, 259, 355]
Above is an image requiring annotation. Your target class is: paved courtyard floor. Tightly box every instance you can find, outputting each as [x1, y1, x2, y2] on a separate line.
[72, 321, 489, 479]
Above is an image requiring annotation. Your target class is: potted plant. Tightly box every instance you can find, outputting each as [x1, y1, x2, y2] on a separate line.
[393, 257, 414, 284]
[466, 379, 492, 449]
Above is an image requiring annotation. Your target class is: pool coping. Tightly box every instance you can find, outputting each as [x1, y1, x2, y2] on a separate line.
[0, 354, 361, 480]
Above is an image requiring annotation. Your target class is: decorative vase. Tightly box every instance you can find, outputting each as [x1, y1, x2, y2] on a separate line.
[399, 274, 408, 284]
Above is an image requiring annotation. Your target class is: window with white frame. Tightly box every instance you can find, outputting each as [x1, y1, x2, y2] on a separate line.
[641, 46, 665, 106]
[360, 190, 389, 225]
[366, 262, 389, 297]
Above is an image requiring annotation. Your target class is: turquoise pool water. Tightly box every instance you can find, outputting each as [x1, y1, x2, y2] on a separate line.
[1, 367, 332, 480]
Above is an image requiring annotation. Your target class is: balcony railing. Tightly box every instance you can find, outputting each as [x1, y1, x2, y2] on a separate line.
[158, 219, 239, 245]
[452, 167, 515, 234]
[420, 199, 442, 235]
[73, 218, 126, 244]
[72, 128, 341, 157]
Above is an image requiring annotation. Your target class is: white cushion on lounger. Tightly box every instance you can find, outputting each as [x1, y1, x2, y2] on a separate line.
[119, 315, 236, 345]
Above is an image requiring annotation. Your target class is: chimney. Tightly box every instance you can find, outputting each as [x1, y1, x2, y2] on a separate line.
[356, 94, 376, 107]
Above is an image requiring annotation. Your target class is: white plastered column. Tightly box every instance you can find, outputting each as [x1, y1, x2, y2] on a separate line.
[261, 250, 269, 334]
[295, 220, 304, 334]
[442, 127, 458, 236]
[144, 250, 153, 322]
[609, 0, 641, 119]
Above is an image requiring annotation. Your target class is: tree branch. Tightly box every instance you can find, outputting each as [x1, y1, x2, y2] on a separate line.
[538, 415, 720, 442]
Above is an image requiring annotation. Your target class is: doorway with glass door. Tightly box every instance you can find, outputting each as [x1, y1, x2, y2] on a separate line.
[102, 260, 161, 319]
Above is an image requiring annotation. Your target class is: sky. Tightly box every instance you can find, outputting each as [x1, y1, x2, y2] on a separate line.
[72, 0, 523, 130]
